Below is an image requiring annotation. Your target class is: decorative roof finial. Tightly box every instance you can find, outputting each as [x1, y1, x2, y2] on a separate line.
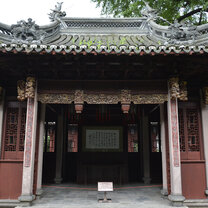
[141, 0, 158, 19]
[49, 2, 67, 28]
[140, 0, 171, 29]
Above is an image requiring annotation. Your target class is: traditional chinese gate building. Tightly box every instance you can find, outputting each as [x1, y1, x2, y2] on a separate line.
[0, 3, 208, 207]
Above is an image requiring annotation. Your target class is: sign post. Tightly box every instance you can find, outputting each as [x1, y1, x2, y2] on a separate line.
[98, 182, 113, 203]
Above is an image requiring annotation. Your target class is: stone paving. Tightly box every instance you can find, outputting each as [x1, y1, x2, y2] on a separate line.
[29, 183, 175, 208]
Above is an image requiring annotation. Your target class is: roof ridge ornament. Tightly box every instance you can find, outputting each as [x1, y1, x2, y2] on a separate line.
[48, 2, 67, 28]
[11, 18, 47, 44]
[167, 20, 200, 44]
[141, 1, 201, 44]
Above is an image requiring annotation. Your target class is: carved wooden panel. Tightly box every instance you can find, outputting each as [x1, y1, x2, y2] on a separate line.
[2, 102, 26, 159]
[179, 102, 202, 160]
[38, 90, 167, 105]
[178, 109, 186, 152]
[19, 108, 26, 151]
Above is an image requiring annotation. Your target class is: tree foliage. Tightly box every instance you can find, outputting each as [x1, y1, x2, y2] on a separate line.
[91, 0, 208, 25]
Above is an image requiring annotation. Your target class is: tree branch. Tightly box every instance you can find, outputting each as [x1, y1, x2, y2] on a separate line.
[178, 7, 208, 22]
[198, 12, 203, 25]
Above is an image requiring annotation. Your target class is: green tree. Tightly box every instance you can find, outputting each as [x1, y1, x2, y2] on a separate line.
[91, 0, 208, 25]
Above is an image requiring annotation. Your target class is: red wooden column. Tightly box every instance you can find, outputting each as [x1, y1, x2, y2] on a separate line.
[167, 78, 185, 206]
[18, 77, 38, 205]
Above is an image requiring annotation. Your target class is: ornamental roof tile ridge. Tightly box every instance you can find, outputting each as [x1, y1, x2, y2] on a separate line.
[1, 2, 208, 54]
[1, 42, 208, 55]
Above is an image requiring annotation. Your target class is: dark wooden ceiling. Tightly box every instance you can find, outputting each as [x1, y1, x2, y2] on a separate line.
[0, 53, 208, 88]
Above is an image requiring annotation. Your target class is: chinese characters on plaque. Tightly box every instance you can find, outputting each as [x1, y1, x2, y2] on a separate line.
[86, 130, 120, 149]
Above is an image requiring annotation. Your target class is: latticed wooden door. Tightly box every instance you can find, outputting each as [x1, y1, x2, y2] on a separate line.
[179, 102, 203, 160]
[178, 102, 206, 199]
[1, 101, 26, 160]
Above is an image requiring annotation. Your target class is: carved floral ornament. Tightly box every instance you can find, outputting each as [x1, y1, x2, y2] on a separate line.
[168, 77, 188, 101]
[17, 77, 36, 101]
[37, 89, 168, 105]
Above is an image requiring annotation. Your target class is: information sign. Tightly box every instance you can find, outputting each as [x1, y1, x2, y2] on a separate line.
[98, 182, 113, 192]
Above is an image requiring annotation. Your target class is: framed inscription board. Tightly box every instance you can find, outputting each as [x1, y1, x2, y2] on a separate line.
[82, 126, 123, 152]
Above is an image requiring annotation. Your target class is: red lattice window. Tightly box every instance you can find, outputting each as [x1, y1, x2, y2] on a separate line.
[128, 124, 138, 152]
[4, 108, 18, 152]
[179, 103, 202, 160]
[2, 102, 26, 159]
[186, 109, 200, 152]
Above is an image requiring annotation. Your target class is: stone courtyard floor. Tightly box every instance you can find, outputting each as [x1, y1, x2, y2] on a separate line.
[29, 183, 174, 208]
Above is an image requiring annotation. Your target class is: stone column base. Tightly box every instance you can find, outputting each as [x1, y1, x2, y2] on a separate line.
[36, 188, 43, 198]
[161, 189, 168, 196]
[18, 195, 35, 206]
[168, 194, 185, 207]
[142, 177, 151, 184]
[54, 177, 63, 184]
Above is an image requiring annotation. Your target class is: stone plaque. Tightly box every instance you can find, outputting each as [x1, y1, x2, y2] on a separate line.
[82, 126, 123, 152]
[98, 182, 113, 192]
[86, 130, 119, 149]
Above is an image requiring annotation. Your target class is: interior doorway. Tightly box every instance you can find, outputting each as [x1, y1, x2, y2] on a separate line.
[42, 104, 162, 185]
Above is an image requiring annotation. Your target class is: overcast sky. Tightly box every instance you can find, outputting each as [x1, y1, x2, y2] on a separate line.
[0, 0, 104, 25]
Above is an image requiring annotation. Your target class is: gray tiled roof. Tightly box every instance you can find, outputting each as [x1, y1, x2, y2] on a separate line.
[1, 3, 208, 55]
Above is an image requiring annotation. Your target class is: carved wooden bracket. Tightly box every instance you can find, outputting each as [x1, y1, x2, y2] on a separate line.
[17, 77, 36, 101]
[121, 89, 131, 103]
[17, 80, 26, 101]
[168, 78, 188, 101]
[168, 77, 180, 99]
[74, 90, 84, 104]
[25, 77, 36, 99]
[179, 81, 188, 101]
